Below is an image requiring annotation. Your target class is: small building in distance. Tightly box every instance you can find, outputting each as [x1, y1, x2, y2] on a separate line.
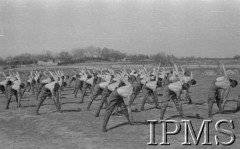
[37, 59, 59, 66]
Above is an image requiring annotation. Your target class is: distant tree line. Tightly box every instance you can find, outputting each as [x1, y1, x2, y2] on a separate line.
[1, 46, 238, 66]
[0, 46, 137, 66]
[234, 55, 240, 61]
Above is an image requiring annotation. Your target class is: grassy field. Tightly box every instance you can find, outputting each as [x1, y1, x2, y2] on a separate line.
[0, 68, 240, 149]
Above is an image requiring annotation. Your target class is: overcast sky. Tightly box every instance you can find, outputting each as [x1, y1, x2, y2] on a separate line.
[0, 0, 240, 58]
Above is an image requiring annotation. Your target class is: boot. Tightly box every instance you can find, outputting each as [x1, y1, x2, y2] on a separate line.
[95, 103, 103, 117]
[154, 98, 160, 109]
[5, 96, 11, 110]
[36, 98, 45, 115]
[79, 91, 86, 103]
[56, 99, 61, 113]
[36, 104, 41, 115]
[188, 99, 192, 104]
[102, 111, 111, 132]
[176, 104, 184, 118]
[160, 104, 167, 120]
[179, 105, 186, 118]
[176, 107, 183, 118]
[208, 100, 214, 118]
[216, 99, 223, 114]
[122, 109, 134, 125]
[141, 98, 147, 111]
[103, 100, 108, 109]
[187, 94, 192, 104]
[236, 99, 240, 112]
[87, 100, 93, 110]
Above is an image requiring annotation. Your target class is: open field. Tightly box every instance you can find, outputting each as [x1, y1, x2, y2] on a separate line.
[2, 60, 240, 71]
[0, 67, 240, 149]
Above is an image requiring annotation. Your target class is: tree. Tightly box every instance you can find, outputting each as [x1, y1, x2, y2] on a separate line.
[109, 51, 126, 61]
[127, 54, 149, 63]
[150, 52, 172, 65]
[0, 57, 4, 65]
[71, 48, 85, 59]
[58, 51, 73, 61]
[234, 55, 240, 61]
[101, 47, 110, 60]
[45, 50, 53, 59]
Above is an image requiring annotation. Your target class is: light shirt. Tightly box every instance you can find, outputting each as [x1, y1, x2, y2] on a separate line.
[168, 81, 184, 93]
[108, 82, 120, 91]
[117, 85, 133, 98]
[146, 81, 157, 91]
[99, 81, 110, 89]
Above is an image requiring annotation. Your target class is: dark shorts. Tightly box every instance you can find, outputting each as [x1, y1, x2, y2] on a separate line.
[38, 87, 51, 101]
[83, 81, 91, 89]
[207, 82, 220, 103]
[91, 85, 103, 99]
[0, 85, 5, 91]
[6, 85, 17, 97]
[101, 87, 111, 99]
[142, 84, 155, 97]
[162, 86, 177, 103]
[107, 90, 126, 112]
[75, 80, 83, 87]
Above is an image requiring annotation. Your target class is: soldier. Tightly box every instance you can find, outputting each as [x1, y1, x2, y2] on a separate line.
[160, 82, 190, 120]
[207, 77, 238, 118]
[79, 69, 99, 103]
[95, 70, 128, 117]
[36, 76, 61, 115]
[87, 72, 112, 110]
[140, 66, 162, 111]
[181, 68, 196, 104]
[33, 71, 42, 92]
[102, 89, 133, 132]
[0, 80, 8, 97]
[208, 64, 238, 118]
[159, 65, 196, 120]
[128, 69, 144, 105]
[68, 72, 77, 87]
[37, 72, 53, 99]
[21, 71, 35, 97]
[5, 72, 25, 109]
[0, 72, 15, 98]
[79, 73, 92, 103]
[102, 65, 161, 132]
[73, 74, 83, 97]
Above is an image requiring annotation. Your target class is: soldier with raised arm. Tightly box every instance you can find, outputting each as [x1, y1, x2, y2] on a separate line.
[101, 73, 133, 132]
[6, 72, 25, 109]
[95, 70, 125, 117]
[207, 64, 238, 118]
[159, 64, 195, 120]
[140, 65, 162, 111]
[36, 73, 61, 115]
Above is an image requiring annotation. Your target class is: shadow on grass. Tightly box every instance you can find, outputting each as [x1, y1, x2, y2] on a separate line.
[143, 105, 173, 112]
[223, 109, 238, 114]
[107, 122, 129, 131]
[107, 120, 149, 131]
[23, 104, 37, 108]
[61, 108, 82, 113]
[143, 107, 156, 112]
[165, 114, 204, 120]
[212, 109, 238, 115]
[187, 102, 206, 106]
[21, 96, 34, 100]
[61, 101, 83, 105]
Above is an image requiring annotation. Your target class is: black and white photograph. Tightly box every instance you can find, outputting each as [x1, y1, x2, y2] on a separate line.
[0, 0, 240, 148]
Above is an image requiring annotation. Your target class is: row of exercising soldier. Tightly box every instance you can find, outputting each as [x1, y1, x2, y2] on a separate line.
[0, 64, 238, 132]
